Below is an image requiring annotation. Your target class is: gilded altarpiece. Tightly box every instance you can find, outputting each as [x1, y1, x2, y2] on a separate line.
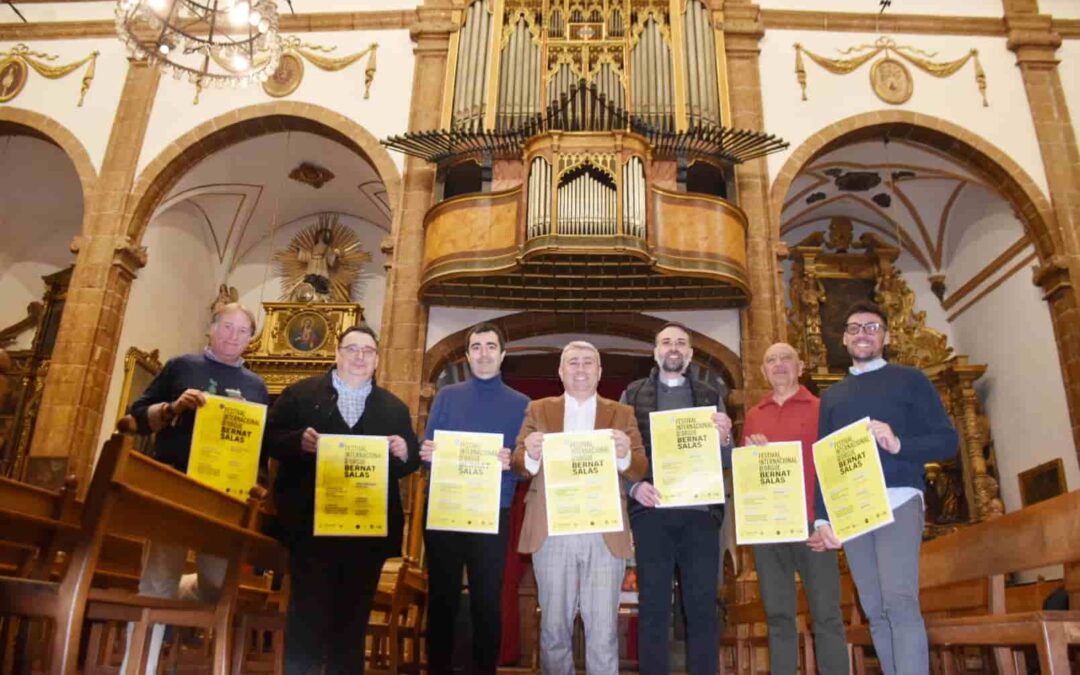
[786, 222, 1004, 530]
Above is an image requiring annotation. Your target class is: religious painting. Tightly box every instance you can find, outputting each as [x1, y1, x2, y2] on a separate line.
[1018, 459, 1068, 508]
[286, 312, 329, 353]
[116, 347, 163, 422]
[819, 277, 877, 369]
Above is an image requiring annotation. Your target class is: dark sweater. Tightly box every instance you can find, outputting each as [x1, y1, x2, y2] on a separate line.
[814, 362, 958, 522]
[129, 352, 269, 472]
[263, 370, 420, 553]
[424, 374, 530, 509]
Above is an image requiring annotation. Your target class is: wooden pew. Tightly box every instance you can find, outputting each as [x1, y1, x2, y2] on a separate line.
[367, 558, 428, 674]
[919, 489, 1080, 674]
[0, 432, 290, 675]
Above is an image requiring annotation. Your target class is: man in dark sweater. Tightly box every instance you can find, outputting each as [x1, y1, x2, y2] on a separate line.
[420, 322, 529, 675]
[264, 324, 420, 674]
[123, 302, 268, 674]
[622, 322, 732, 675]
[810, 301, 958, 675]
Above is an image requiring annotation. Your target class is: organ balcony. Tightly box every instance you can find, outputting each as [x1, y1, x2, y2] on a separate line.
[384, 81, 787, 312]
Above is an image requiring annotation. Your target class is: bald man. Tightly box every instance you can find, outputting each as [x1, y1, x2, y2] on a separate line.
[742, 343, 848, 674]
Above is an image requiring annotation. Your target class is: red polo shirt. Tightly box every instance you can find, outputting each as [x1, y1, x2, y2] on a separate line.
[742, 385, 819, 522]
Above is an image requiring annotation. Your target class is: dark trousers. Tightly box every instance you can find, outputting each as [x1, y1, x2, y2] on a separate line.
[424, 508, 510, 675]
[631, 509, 721, 675]
[753, 541, 849, 674]
[284, 537, 387, 675]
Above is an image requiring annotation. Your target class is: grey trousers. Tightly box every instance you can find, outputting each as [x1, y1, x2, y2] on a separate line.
[843, 496, 927, 675]
[753, 541, 849, 674]
[119, 540, 227, 674]
[532, 533, 626, 675]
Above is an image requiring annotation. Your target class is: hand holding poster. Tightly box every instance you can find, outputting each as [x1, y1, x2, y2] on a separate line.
[648, 406, 725, 507]
[543, 429, 623, 536]
[427, 430, 503, 534]
[812, 417, 893, 543]
[188, 394, 266, 498]
[732, 442, 807, 544]
[314, 435, 389, 537]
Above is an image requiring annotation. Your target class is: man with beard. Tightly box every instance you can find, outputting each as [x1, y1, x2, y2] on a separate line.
[621, 322, 732, 675]
[809, 302, 957, 675]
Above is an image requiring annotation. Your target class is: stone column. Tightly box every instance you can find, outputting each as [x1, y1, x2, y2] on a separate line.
[1004, 0, 1080, 465]
[724, 1, 781, 404]
[377, 5, 455, 415]
[25, 59, 158, 490]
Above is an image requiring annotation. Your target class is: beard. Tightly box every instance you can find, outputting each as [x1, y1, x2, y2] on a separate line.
[660, 353, 686, 374]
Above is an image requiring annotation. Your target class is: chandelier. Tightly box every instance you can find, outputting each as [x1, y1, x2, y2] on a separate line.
[115, 0, 282, 89]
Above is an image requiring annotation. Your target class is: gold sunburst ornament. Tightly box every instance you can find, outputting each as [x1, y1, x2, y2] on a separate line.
[273, 214, 372, 303]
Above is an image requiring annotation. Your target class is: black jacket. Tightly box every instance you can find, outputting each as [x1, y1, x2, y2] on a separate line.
[622, 367, 727, 521]
[263, 370, 420, 555]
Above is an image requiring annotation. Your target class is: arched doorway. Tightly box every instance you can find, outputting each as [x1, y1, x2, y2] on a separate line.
[769, 111, 1079, 513]
[0, 112, 94, 479]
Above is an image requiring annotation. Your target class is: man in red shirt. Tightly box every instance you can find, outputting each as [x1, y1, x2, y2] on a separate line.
[742, 342, 848, 674]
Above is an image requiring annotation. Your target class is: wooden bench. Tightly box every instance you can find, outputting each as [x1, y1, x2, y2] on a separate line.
[367, 557, 427, 674]
[919, 489, 1080, 674]
[0, 431, 290, 675]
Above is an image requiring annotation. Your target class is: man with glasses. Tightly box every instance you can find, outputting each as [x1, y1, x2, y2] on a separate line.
[123, 302, 269, 674]
[265, 324, 420, 674]
[809, 301, 957, 675]
[420, 322, 529, 675]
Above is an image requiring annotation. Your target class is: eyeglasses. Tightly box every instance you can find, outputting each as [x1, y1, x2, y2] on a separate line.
[339, 345, 377, 358]
[844, 321, 884, 336]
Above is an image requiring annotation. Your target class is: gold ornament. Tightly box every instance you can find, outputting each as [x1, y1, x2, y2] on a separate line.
[794, 37, 988, 107]
[0, 44, 98, 106]
[272, 214, 372, 303]
[259, 37, 379, 100]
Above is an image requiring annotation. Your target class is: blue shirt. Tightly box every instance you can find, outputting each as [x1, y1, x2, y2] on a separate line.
[331, 370, 373, 427]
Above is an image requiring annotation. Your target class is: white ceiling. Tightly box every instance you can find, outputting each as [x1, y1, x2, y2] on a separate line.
[153, 131, 391, 274]
[780, 138, 1016, 273]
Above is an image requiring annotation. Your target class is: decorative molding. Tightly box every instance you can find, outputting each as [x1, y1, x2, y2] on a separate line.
[0, 43, 98, 106]
[288, 162, 336, 189]
[942, 236, 1030, 311]
[947, 251, 1037, 322]
[0, 11, 413, 41]
[795, 37, 987, 106]
[112, 238, 149, 280]
[1031, 254, 1075, 302]
[263, 37, 379, 100]
[763, 10, 1006, 37]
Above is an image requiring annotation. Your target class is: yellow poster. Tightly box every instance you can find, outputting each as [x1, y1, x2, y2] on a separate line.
[188, 394, 266, 499]
[543, 430, 624, 536]
[732, 442, 807, 545]
[649, 406, 725, 507]
[314, 435, 388, 537]
[427, 430, 504, 534]
[812, 417, 894, 543]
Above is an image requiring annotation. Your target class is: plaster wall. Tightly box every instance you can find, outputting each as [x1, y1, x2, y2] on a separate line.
[96, 205, 223, 454]
[135, 29, 414, 176]
[0, 39, 130, 172]
[1040, 0, 1080, 19]
[759, 30, 1050, 197]
[949, 263, 1078, 513]
[941, 185, 1027, 288]
[0, 136, 82, 348]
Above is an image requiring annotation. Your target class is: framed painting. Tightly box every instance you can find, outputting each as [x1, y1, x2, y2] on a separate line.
[1018, 458, 1068, 508]
[115, 347, 162, 423]
[285, 311, 330, 353]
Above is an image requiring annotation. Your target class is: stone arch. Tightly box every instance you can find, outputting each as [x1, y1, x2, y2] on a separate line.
[422, 312, 744, 392]
[123, 101, 402, 246]
[0, 107, 98, 206]
[768, 111, 1058, 262]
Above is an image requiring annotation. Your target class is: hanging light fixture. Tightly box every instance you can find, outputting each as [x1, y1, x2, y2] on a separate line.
[115, 0, 282, 90]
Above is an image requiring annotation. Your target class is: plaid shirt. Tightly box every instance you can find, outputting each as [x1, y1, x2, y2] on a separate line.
[331, 370, 372, 427]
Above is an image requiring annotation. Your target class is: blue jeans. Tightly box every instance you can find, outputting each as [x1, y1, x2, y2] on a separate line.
[843, 496, 927, 675]
[631, 508, 721, 675]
